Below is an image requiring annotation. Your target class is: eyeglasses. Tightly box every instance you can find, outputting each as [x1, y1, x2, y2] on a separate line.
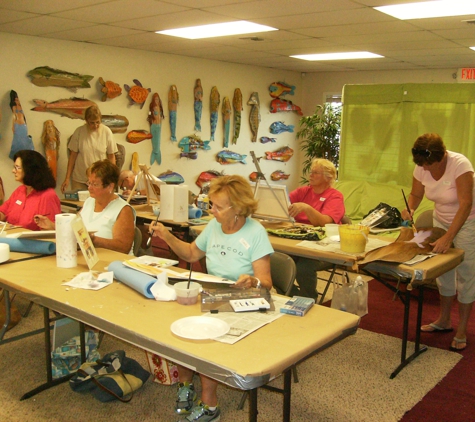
[87, 120, 101, 127]
[209, 201, 232, 213]
[12, 165, 22, 171]
[310, 171, 324, 176]
[86, 181, 104, 188]
[412, 148, 431, 158]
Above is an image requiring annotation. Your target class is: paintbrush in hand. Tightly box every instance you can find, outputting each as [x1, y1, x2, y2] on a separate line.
[401, 189, 417, 234]
[187, 263, 192, 289]
[146, 212, 160, 248]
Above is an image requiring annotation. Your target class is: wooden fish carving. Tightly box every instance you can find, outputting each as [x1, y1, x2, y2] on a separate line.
[232, 88, 243, 145]
[101, 114, 129, 133]
[248, 92, 260, 143]
[126, 130, 153, 144]
[99, 77, 122, 101]
[210, 86, 220, 141]
[31, 97, 97, 120]
[27, 66, 93, 91]
[222, 97, 231, 148]
[265, 146, 294, 162]
[194, 79, 203, 132]
[41, 120, 60, 180]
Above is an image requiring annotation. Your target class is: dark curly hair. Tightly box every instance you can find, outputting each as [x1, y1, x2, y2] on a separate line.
[412, 133, 446, 166]
[13, 150, 56, 191]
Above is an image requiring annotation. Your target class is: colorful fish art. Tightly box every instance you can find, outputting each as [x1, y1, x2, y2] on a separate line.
[180, 152, 198, 160]
[249, 172, 259, 182]
[27, 66, 93, 92]
[222, 97, 231, 148]
[158, 170, 185, 184]
[248, 92, 260, 143]
[41, 120, 60, 180]
[131, 152, 140, 174]
[216, 150, 247, 165]
[210, 86, 220, 141]
[178, 134, 211, 158]
[260, 136, 277, 143]
[98, 77, 122, 101]
[196, 170, 224, 188]
[271, 170, 290, 181]
[270, 98, 303, 115]
[126, 130, 153, 144]
[148, 92, 164, 165]
[194, 79, 203, 132]
[31, 97, 97, 120]
[269, 81, 296, 98]
[124, 79, 151, 109]
[101, 115, 129, 133]
[10, 90, 34, 160]
[265, 146, 294, 162]
[270, 121, 295, 134]
[168, 85, 179, 142]
[232, 88, 243, 145]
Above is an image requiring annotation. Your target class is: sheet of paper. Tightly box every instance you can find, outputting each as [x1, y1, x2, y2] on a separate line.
[62, 271, 113, 290]
[297, 237, 390, 255]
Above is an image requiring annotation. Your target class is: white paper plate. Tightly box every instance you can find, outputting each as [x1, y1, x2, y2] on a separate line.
[329, 235, 340, 242]
[171, 316, 230, 340]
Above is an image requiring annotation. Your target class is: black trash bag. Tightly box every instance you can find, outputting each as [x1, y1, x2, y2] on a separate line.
[363, 202, 402, 229]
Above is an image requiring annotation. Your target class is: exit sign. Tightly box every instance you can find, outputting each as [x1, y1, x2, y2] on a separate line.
[458, 68, 475, 82]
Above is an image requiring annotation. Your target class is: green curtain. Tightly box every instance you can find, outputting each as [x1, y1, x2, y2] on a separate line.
[339, 83, 475, 187]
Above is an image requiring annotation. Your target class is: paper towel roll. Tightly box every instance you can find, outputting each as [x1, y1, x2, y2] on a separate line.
[159, 184, 175, 221]
[55, 213, 77, 268]
[174, 185, 188, 222]
[0, 243, 10, 263]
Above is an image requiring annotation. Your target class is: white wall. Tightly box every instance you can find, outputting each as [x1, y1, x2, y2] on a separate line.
[0, 32, 303, 199]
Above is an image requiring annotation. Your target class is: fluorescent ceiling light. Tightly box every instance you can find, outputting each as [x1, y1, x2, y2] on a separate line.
[375, 1, 475, 20]
[156, 21, 277, 39]
[470, 47, 475, 51]
[291, 52, 384, 61]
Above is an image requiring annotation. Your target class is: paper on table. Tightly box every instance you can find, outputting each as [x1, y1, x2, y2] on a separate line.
[404, 253, 436, 265]
[297, 237, 390, 255]
[150, 272, 177, 301]
[62, 271, 113, 290]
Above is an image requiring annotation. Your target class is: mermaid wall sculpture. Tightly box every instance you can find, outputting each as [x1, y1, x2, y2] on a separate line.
[41, 120, 60, 180]
[194, 79, 203, 132]
[168, 85, 179, 142]
[210, 86, 220, 141]
[148, 93, 164, 165]
[9, 90, 34, 160]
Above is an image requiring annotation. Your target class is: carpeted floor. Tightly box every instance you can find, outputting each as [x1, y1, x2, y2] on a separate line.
[0, 290, 461, 422]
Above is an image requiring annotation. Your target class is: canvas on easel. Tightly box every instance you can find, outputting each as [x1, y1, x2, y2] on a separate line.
[71, 215, 99, 270]
[127, 164, 163, 205]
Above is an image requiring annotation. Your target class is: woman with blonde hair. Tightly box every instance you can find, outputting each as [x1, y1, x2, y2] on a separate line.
[149, 174, 273, 421]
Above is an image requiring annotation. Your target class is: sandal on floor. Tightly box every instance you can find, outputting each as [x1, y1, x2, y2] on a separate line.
[449, 337, 467, 351]
[421, 323, 453, 333]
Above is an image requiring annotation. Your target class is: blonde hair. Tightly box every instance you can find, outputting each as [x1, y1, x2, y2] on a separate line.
[311, 158, 337, 186]
[85, 105, 102, 122]
[209, 175, 258, 217]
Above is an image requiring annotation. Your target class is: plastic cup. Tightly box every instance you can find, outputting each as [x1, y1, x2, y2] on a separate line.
[174, 281, 200, 305]
[339, 224, 370, 253]
[325, 223, 339, 237]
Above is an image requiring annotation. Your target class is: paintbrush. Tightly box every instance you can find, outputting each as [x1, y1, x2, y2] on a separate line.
[187, 263, 192, 290]
[146, 212, 160, 248]
[401, 189, 417, 234]
[0, 222, 6, 236]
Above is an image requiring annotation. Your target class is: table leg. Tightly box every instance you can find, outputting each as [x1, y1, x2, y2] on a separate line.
[249, 387, 258, 422]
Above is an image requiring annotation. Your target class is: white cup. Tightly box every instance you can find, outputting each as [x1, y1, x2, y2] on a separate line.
[325, 223, 339, 237]
[0, 243, 10, 263]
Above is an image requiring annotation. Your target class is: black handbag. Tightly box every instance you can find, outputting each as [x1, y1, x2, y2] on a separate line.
[70, 350, 150, 402]
[363, 202, 402, 229]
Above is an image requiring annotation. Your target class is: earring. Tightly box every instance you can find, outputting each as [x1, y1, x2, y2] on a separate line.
[234, 214, 238, 223]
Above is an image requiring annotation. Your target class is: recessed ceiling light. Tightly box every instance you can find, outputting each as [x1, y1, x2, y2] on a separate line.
[156, 21, 277, 39]
[375, 1, 475, 20]
[290, 52, 384, 61]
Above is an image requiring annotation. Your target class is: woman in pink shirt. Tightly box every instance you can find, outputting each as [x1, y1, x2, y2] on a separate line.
[403, 133, 475, 351]
[0, 150, 61, 230]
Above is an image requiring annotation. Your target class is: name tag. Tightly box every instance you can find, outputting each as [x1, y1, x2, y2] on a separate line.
[16, 200, 22, 205]
[443, 180, 451, 186]
[320, 197, 326, 202]
[240, 238, 250, 249]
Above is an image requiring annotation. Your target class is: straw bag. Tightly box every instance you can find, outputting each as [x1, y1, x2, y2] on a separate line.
[70, 350, 150, 402]
[331, 272, 368, 317]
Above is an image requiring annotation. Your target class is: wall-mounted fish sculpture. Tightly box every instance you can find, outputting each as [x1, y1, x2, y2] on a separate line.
[269, 81, 296, 98]
[158, 170, 185, 184]
[124, 79, 151, 109]
[41, 120, 60, 180]
[98, 77, 122, 102]
[271, 170, 290, 181]
[131, 152, 140, 175]
[248, 92, 260, 142]
[180, 151, 198, 160]
[178, 135, 211, 156]
[115, 143, 125, 170]
[249, 172, 259, 182]
[31, 97, 97, 120]
[27, 66, 93, 92]
[270, 121, 294, 134]
[216, 149, 247, 165]
[270, 98, 303, 115]
[232, 88, 243, 145]
[265, 146, 294, 162]
[168, 85, 179, 142]
[260, 136, 277, 143]
[101, 114, 129, 133]
[222, 97, 231, 148]
[10, 90, 34, 160]
[196, 170, 224, 188]
[194, 79, 203, 132]
[210, 86, 220, 141]
[126, 130, 153, 144]
[148, 92, 165, 165]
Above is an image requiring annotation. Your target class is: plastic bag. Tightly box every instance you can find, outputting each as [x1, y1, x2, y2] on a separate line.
[331, 272, 368, 317]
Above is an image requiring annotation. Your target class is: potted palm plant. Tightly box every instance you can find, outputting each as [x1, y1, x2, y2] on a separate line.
[296, 103, 341, 184]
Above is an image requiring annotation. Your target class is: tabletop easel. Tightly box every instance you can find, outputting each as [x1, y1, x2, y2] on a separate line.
[127, 164, 160, 205]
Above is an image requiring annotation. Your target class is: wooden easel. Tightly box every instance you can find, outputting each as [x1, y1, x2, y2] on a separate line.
[127, 164, 160, 205]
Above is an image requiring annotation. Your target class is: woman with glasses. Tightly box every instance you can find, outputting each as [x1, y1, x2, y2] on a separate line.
[60, 105, 117, 193]
[402, 133, 475, 351]
[149, 175, 273, 422]
[38, 160, 135, 254]
[0, 150, 61, 230]
[288, 158, 345, 299]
